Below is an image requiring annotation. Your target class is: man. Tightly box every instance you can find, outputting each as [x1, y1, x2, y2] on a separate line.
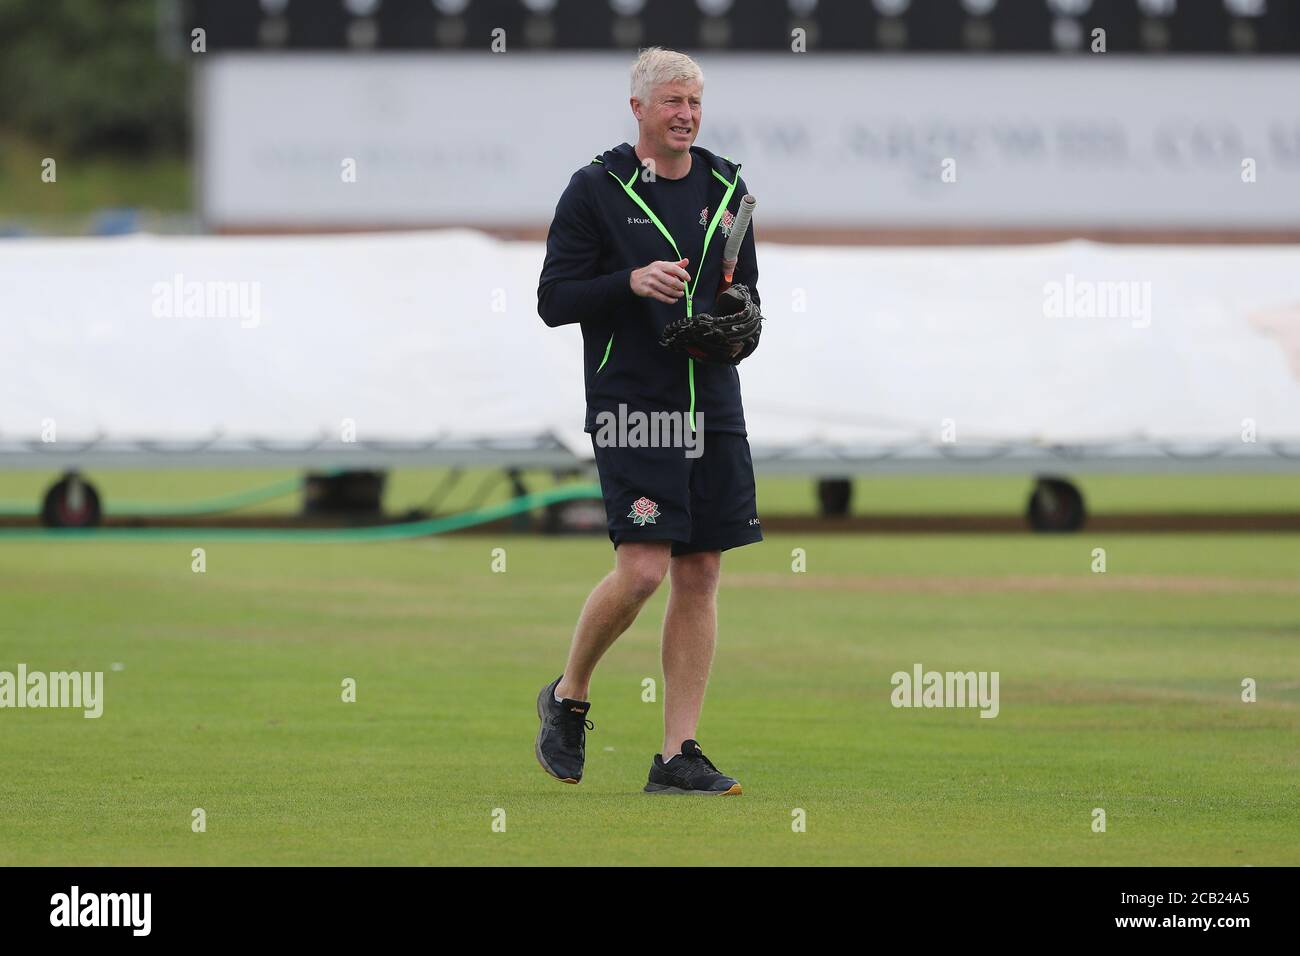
[534, 47, 762, 796]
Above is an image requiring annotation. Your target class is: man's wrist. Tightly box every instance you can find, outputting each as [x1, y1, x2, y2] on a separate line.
[613, 267, 638, 302]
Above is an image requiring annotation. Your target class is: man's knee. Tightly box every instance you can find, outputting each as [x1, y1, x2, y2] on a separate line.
[670, 550, 721, 598]
[615, 542, 671, 602]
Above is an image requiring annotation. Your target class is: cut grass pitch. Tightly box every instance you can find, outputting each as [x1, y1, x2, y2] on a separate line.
[0, 533, 1296, 866]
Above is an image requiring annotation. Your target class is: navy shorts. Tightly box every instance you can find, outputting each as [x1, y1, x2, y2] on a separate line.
[590, 431, 763, 555]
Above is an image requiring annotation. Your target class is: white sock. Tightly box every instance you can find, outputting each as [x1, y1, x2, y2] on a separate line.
[554, 692, 564, 703]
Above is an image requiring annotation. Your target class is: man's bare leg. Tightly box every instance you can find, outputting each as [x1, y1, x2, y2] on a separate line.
[554, 541, 671, 701]
[660, 549, 721, 757]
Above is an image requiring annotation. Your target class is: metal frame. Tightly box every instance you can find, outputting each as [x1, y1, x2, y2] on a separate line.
[3, 434, 1298, 476]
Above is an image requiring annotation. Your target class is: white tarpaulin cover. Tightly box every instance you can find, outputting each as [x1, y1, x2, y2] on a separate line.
[2, 231, 1299, 469]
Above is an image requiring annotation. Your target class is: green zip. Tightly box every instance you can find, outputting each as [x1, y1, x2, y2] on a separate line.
[687, 356, 696, 428]
[596, 333, 613, 373]
[607, 163, 740, 432]
[690, 361, 696, 424]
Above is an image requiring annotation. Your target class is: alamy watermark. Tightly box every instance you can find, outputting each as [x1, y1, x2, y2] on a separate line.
[890, 663, 999, 718]
[50, 886, 150, 936]
[1043, 273, 1152, 328]
[0, 664, 104, 718]
[151, 272, 262, 328]
[592, 404, 702, 458]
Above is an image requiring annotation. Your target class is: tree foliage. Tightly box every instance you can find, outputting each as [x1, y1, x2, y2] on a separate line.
[0, 0, 189, 155]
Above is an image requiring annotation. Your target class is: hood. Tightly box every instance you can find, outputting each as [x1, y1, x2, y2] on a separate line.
[594, 142, 740, 184]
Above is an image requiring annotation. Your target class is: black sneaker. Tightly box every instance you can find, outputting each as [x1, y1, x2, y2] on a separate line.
[644, 739, 742, 796]
[535, 676, 592, 784]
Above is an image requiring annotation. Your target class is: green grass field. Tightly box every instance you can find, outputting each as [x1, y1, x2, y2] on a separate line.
[0, 135, 190, 221]
[2, 469, 1299, 518]
[1, 531, 1296, 866]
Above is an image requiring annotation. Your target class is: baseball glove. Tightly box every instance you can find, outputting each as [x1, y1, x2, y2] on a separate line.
[660, 283, 763, 365]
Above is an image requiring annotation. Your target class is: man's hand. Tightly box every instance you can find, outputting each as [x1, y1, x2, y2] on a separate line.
[630, 258, 691, 305]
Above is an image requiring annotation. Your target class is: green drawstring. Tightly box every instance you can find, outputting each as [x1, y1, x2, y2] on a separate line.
[607, 161, 741, 436]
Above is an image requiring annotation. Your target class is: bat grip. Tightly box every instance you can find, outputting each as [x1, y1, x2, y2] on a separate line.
[719, 258, 738, 294]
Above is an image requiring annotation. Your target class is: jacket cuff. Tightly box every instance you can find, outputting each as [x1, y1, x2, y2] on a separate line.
[605, 267, 638, 307]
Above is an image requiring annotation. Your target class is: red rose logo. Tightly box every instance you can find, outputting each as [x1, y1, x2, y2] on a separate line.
[627, 496, 661, 526]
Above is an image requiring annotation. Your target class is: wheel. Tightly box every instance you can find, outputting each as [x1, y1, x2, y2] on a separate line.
[1026, 477, 1086, 533]
[302, 471, 386, 516]
[41, 473, 102, 528]
[816, 478, 853, 517]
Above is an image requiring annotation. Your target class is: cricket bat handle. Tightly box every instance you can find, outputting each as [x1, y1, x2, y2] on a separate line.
[717, 194, 757, 294]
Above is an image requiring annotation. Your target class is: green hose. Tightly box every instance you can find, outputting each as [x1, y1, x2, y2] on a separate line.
[0, 482, 602, 542]
[0, 474, 311, 518]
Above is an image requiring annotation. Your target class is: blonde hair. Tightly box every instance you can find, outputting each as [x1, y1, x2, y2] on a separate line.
[630, 47, 703, 104]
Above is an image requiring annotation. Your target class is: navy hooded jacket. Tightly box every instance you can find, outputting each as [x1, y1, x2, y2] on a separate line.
[537, 142, 759, 435]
